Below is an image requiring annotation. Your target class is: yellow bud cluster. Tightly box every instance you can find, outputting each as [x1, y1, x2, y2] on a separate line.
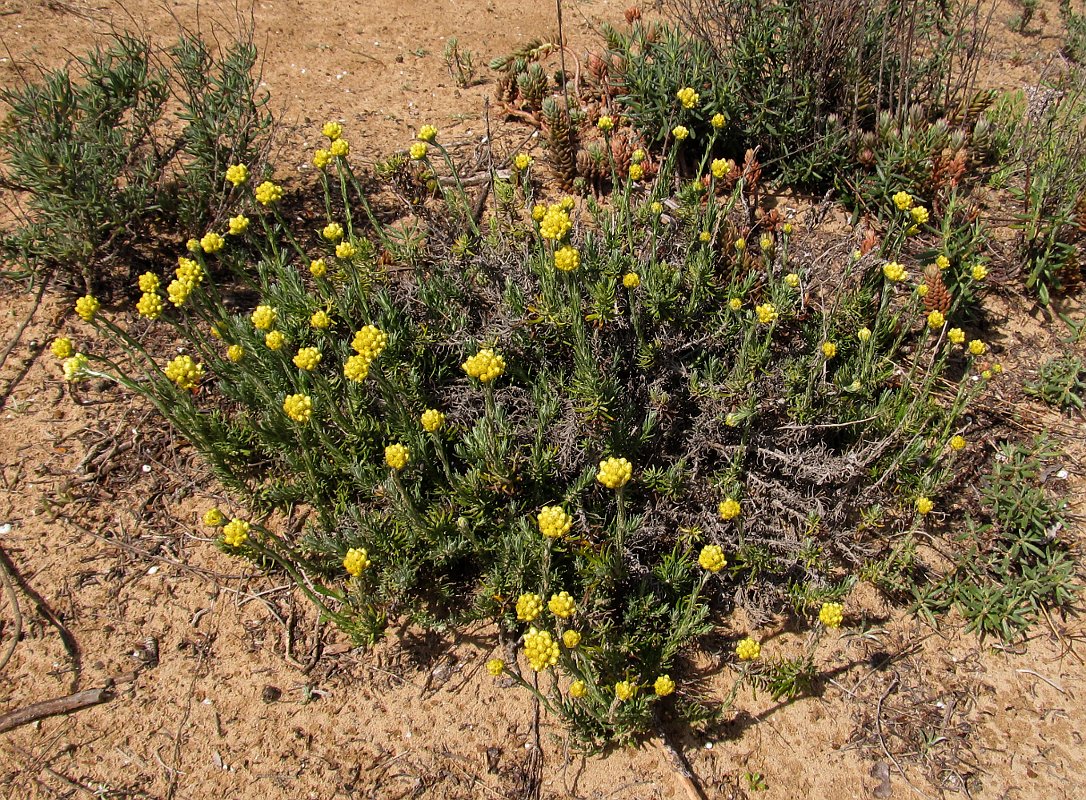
[385, 442, 410, 470]
[486, 658, 504, 677]
[343, 547, 371, 576]
[654, 675, 676, 697]
[227, 344, 244, 362]
[164, 355, 204, 391]
[755, 303, 777, 324]
[614, 680, 636, 701]
[562, 630, 581, 648]
[623, 272, 640, 288]
[283, 393, 313, 423]
[893, 191, 913, 211]
[330, 138, 349, 158]
[672, 125, 690, 141]
[265, 331, 285, 350]
[676, 86, 700, 109]
[203, 507, 224, 527]
[537, 505, 572, 539]
[569, 679, 587, 698]
[228, 215, 249, 235]
[138, 272, 160, 293]
[310, 310, 331, 329]
[421, 408, 446, 432]
[137, 292, 164, 320]
[718, 498, 741, 519]
[51, 337, 74, 359]
[548, 591, 576, 619]
[63, 353, 89, 382]
[698, 544, 727, 573]
[225, 163, 248, 187]
[417, 124, 438, 142]
[293, 347, 322, 371]
[516, 592, 543, 622]
[882, 262, 907, 282]
[523, 627, 559, 672]
[200, 232, 225, 253]
[344, 354, 370, 382]
[323, 222, 344, 242]
[539, 205, 572, 241]
[313, 149, 331, 169]
[711, 158, 730, 179]
[735, 637, 761, 661]
[322, 121, 343, 140]
[554, 246, 580, 272]
[596, 456, 632, 489]
[310, 258, 327, 278]
[336, 241, 357, 259]
[75, 295, 100, 322]
[819, 602, 844, 629]
[222, 518, 249, 547]
[352, 325, 388, 361]
[462, 348, 506, 383]
[410, 142, 428, 160]
[255, 181, 283, 206]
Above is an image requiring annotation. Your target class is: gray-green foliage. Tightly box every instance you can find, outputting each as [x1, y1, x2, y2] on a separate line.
[0, 29, 271, 291]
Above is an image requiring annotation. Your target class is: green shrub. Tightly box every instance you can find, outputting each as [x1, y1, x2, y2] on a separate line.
[56, 109, 1007, 748]
[0, 29, 271, 292]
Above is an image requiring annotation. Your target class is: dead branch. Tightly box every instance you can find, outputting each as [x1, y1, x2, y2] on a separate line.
[0, 684, 114, 734]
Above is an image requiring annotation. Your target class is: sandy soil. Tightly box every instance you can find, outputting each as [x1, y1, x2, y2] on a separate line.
[1, 1, 1085, 798]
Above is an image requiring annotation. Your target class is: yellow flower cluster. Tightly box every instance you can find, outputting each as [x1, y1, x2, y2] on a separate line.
[164, 355, 204, 391]
[548, 591, 576, 619]
[139, 272, 160, 293]
[629, 163, 644, 181]
[311, 310, 331, 329]
[698, 544, 727, 572]
[137, 292, 163, 320]
[857, 326, 872, 342]
[222, 518, 249, 547]
[486, 658, 504, 677]
[735, 637, 761, 661]
[330, 138, 349, 158]
[569, 679, 587, 698]
[882, 261, 907, 282]
[336, 241, 357, 259]
[755, 303, 777, 324]
[343, 547, 371, 576]
[203, 507, 224, 527]
[418, 124, 438, 142]
[819, 602, 844, 629]
[916, 496, 934, 515]
[676, 86, 700, 108]
[313, 149, 331, 169]
[971, 264, 988, 281]
[344, 355, 370, 382]
[410, 142, 428, 160]
[711, 158, 731, 179]
[227, 344, 244, 362]
[167, 256, 205, 307]
[63, 353, 89, 382]
[614, 680, 636, 701]
[597, 115, 614, 132]
[75, 295, 100, 322]
[265, 330, 285, 350]
[352, 325, 388, 361]
[462, 348, 506, 382]
[718, 498, 741, 521]
[947, 327, 965, 345]
[293, 347, 322, 371]
[514, 153, 533, 171]
[927, 311, 945, 329]
[228, 215, 249, 235]
[283, 393, 313, 423]
[310, 258, 327, 278]
[654, 675, 676, 697]
[596, 456, 632, 489]
[385, 442, 410, 470]
[523, 628, 559, 671]
[936, 254, 950, 270]
[200, 232, 224, 253]
[893, 191, 913, 211]
[51, 337, 74, 359]
[735, 238, 746, 251]
[421, 408, 446, 432]
[949, 435, 967, 451]
[255, 181, 283, 206]
[562, 630, 581, 648]
[323, 222, 344, 242]
[623, 272, 640, 288]
[910, 206, 929, 225]
[322, 121, 343, 140]
[539, 205, 572, 241]
[784, 273, 800, 288]
[516, 592, 543, 622]
[968, 339, 986, 356]
[225, 163, 248, 186]
[672, 125, 690, 141]
[728, 298, 743, 311]
[711, 112, 726, 128]
[821, 341, 837, 359]
[554, 245, 580, 272]
[537, 505, 572, 539]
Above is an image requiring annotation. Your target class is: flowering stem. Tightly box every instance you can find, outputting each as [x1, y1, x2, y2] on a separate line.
[391, 471, 425, 531]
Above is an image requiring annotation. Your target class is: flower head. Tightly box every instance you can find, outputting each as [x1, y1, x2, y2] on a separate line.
[225, 163, 248, 187]
[51, 337, 74, 359]
[916, 496, 934, 515]
[323, 222, 344, 242]
[755, 303, 777, 324]
[672, 125, 690, 141]
[537, 505, 572, 539]
[893, 191, 913, 211]
[309, 258, 327, 278]
[910, 206, 929, 225]
[614, 680, 636, 701]
[968, 339, 987, 356]
[336, 241, 357, 259]
[729, 298, 743, 312]
[293, 347, 322, 371]
[562, 630, 581, 648]
[167, 279, 192, 308]
[711, 158, 730, 179]
[523, 627, 559, 671]
[310, 310, 331, 330]
[203, 508, 224, 527]
[283, 393, 313, 423]
[410, 142, 428, 160]
[971, 264, 988, 281]
[228, 215, 250, 235]
[385, 442, 410, 470]
[417, 124, 438, 142]
[548, 591, 576, 619]
[596, 456, 632, 490]
[784, 273, 800, 288]
[63, 353, 89, 382]
[343, 547, 371, 576]
[344, 354, 370, 382]
[654, 675, 676, 697]
[927, 310, 945, 329]
[330, 138, 349, 158]
[514, 153, 533, 171]
[75, 295, 100, 322]
[252, 305, 277, 331]
[137, 292, 164, 320]
[819, 602, 844, 629]
[857, 327, 872, 342]
[539, 205, 572, 241]
[352, 325, 388, 360]
[718, 498, 741, 520]
[164, 355, 204, 391]
[676, 86, 700, 109]
[711, 112, 726, 129]
[735, 637, 761, 661]
[138, 272, 160, 293]
[936, 255, 950, 270]
[222, 518, 249, 547]
[822, 341, 837, 359]
[950, 435, 967, 451]
[597, 115, 614, 132]
[322, 121, 343, 140]
[486, 658, 504, 677]
[569, 679, 587, 698]
[254, 181, 283, 206]
[698, 544, 727, 573]
[462, 348, 506, 383]
[421, 408, 446, 433]
[227, 344, 244, 362]
[265, 330, 285, 350]
[628, 163, 644, 181]
[313, 149, 331, 169]
[620, 272, 640, 290]
[554, 245, 580, 272]
[948, 327, 965, 345]
[883, 261, 907, 282]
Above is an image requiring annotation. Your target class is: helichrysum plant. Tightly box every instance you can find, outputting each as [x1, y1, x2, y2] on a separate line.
[60, 105, 1010, 748]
